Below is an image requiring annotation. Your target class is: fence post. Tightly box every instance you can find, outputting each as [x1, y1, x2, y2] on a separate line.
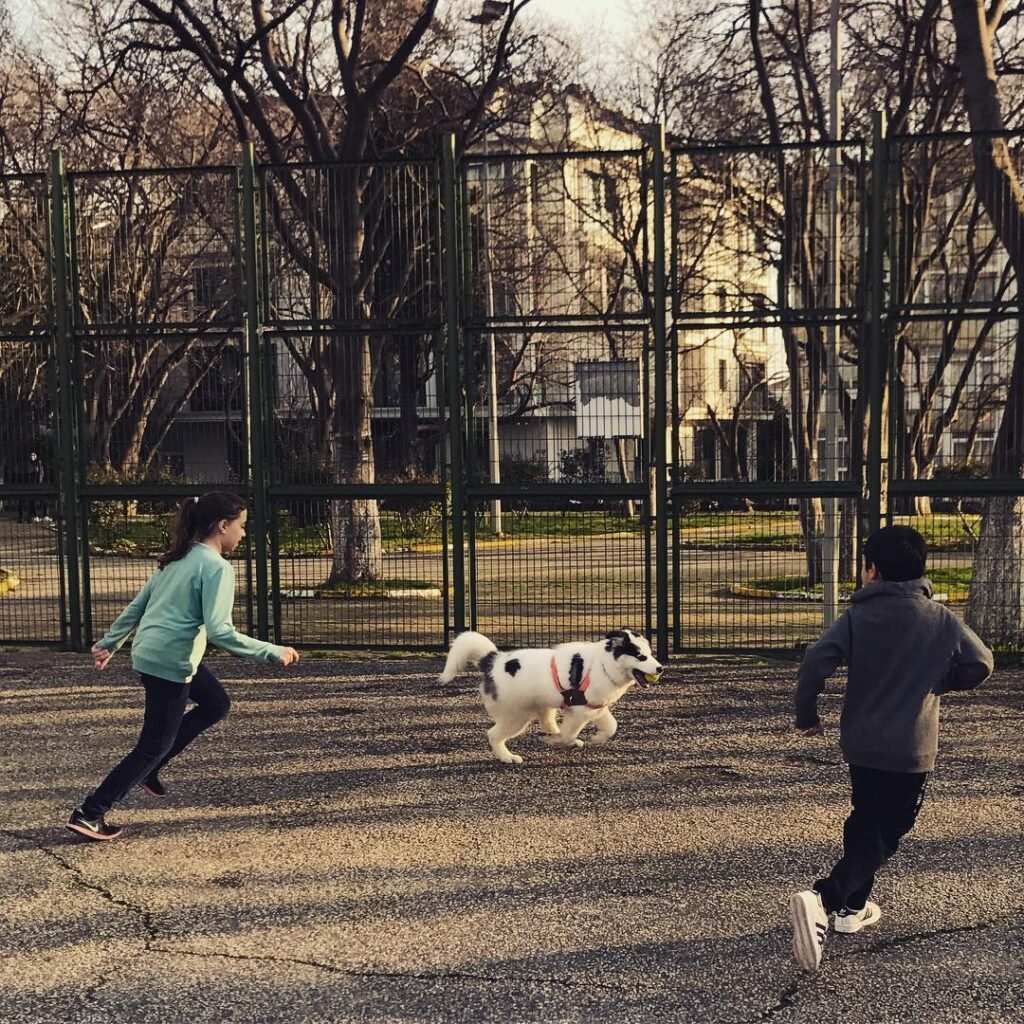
[864, 111, 889, 541]
[651, 124, 669, 662]
[442, 134, 466, 634]
[49, 150, 82, 650]
[668, 148, 682, 654]
[240, 143, 270, 639]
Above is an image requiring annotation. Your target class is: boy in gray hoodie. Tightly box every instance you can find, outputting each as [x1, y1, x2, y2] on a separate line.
[789, 525, 993, 972]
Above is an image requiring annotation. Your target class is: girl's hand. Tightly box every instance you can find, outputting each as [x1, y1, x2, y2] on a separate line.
[91, 645, 112, 671]
[279, 647, 300, 666]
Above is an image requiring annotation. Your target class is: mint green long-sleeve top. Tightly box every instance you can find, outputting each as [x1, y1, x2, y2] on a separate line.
[95, 543, 283, 683]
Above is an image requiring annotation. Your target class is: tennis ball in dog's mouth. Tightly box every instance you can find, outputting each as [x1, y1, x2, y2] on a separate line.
[643, 672, 661, 684]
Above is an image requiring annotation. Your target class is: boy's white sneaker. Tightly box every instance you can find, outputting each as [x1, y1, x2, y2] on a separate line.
[834, 901, 881, 934]
[790, 890, 829, 971]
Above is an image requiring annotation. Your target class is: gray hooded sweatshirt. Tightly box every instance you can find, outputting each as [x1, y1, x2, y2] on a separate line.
[795, 579, 993, 773]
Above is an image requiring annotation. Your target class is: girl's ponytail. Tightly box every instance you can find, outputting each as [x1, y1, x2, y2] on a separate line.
[158, 491, 246, 568]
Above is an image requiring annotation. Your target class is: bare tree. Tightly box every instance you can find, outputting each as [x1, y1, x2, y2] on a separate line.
[77, 29, 237, 472]
[618, 0, 1024, 587]
[948, 0, 1024, 644]
[2, 3, 244, 483]
[892, 191, 1016, 510]
[109, 0, 537, 583]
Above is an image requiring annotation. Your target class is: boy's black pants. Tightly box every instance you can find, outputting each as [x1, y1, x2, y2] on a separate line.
[82, 665, 230, 819]
[814, 764, 928, 914]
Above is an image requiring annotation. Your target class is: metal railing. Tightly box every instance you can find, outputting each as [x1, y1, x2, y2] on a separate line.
[2, 124, 1024, 657]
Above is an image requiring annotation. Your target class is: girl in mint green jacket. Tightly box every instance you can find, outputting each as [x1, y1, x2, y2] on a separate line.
[67, 491, 299, 841]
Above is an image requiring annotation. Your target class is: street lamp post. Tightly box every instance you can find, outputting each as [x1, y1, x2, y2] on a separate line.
[468, 1, 507, 537]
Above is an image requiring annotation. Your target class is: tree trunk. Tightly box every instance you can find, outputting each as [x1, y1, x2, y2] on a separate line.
[324, 173, 383, 584]
[612, 437, 636, 518]
[966, 494, 1024, 642]
[327, 331, 383, 584]
[397, 334, 423, 479]
[911, 456, 934, 516]
[949, 0, 1024, 643]
[800, 497, 824, 587]
[750, 15, 828, 584]
[839, 497, 855, 582]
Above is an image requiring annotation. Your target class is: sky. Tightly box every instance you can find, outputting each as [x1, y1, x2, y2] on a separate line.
[527, 0, 632, 32]
[9, 0, 638, 49]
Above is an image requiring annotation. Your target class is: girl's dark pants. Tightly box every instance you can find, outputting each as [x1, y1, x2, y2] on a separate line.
[814, 764, 928, 914]
[82, 664, 231, 819]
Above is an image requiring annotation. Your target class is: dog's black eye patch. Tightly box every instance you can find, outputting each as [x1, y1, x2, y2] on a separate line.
[605, 633, 642, 659]
[504, 658, 520, 676]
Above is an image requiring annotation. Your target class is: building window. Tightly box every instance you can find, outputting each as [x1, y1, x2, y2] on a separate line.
[972, 355, 997, 386]
[976, 271, 999, 301]
[719, 359, 728, 391]
[189, 344, 243, 412]
[192, 263, 235, 321]
[588, 173, 604, 217]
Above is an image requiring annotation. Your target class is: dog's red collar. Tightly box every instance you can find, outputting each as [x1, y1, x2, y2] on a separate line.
[550, 655, 604, 710]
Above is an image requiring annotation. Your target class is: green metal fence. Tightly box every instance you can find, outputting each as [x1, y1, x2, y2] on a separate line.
[0, 170, 66, 644]
[668, 136, 868, 651]
[2, 125, 1024, 658]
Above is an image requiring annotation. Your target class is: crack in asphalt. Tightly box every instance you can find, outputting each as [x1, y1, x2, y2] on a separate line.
[3, 827, 160, 1008]
[2, 828, 160, 943]
[732, 916, 1021, 1024]
[6, 826, 1019, 1017]
[153, 945, 633, 993]
[757, 979, 799, 1021]
[676, 763, 746, 777]
[2, 828, 632, 998]
[851, 918, 1015, 956]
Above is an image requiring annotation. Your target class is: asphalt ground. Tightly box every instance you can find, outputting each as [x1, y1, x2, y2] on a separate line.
[0, 649, 1021, 1024]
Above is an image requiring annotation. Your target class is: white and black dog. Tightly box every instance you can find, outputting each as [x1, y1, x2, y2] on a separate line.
[438, 628, 664, 764]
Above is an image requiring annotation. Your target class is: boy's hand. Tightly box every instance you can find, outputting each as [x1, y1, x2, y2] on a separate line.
[795, 722, 824, 737]
[279, 647, 300, 666]
[91, 645, 112, 671]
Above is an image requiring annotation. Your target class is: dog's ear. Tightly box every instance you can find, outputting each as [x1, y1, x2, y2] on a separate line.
[604, 629, 627, 647]
[605, 629, 641, 658]
[604, 629, 628, 654]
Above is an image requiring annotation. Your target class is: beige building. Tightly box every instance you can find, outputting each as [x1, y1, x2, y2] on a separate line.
[467, 86, 782, 486]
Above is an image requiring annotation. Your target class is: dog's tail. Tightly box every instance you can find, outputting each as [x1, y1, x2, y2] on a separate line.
[438, 630, 499, 683]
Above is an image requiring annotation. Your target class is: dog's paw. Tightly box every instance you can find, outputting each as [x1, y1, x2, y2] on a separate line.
[543, 735, 584, 749]
[506, 754, 524, 765]
[590, 734, 612, 745]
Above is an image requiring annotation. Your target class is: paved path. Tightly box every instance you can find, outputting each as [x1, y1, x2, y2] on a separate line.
[0, 650, 1020, 1023]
